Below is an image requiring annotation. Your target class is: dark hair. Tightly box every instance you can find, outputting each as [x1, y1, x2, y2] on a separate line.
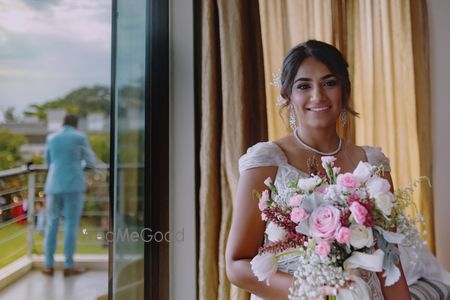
[280, 40, 358, 117]
[63, 114, 78, 128]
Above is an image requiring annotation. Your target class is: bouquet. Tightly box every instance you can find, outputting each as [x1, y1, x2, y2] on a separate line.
[250, 156, 426, 300]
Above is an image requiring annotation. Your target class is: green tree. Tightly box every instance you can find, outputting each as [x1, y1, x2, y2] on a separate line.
[88, 134, 110, 163]
[0, 129, 28, 170]
[2, 107, 17, 123]
[24, 85, 110, 120]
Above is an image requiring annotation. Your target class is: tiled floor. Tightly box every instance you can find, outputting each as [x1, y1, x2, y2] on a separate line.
[0, 269, 108, 300]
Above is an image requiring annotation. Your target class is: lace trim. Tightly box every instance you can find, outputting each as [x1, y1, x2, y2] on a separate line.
[361, 146, 391, 172]
[238, 142, 287, 174]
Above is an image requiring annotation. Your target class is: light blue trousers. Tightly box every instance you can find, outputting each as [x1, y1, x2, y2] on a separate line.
[44, 192, 84, 269]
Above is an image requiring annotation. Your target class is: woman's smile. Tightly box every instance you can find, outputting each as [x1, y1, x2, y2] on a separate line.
[306, 105, 332, 113]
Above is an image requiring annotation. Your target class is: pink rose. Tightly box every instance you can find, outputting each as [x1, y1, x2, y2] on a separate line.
[349, 201, 368, 225]
[315, 241, 331, 256]
[258, 190, 269, 211]
[315, 183, 329, 196]
[321, 156, 337, 168]
[337, 173, 359, 190]
[290, 207, 309, 223]
[289, 195, 302, 207]
[309, 205, 341, 241]
[335, 226, 351, 244]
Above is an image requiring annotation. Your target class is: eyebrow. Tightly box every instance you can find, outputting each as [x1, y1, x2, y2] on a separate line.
[294, 74, 336, 83]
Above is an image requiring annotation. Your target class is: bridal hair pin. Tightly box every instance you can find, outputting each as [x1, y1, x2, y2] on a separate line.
[271, 72, 282, 88]
[271, 72, 287, 106]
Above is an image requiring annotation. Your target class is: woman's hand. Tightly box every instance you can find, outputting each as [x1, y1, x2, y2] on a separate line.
[225, 166, 294, 299]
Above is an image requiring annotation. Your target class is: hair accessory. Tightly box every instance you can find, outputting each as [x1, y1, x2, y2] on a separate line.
[294, 128, 342, 156]
[340, 110, 347, 127]
[271, 72, 288, 107]
[271, 72, 281, 88]
[289, 105, 296, 131]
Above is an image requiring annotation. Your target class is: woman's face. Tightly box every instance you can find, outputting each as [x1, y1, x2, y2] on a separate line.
[290, 56, 343, 130]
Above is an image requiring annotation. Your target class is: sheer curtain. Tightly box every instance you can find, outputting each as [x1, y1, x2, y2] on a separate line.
[198, 1, 267, 299]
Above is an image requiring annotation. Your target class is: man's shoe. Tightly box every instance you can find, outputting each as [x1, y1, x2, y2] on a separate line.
[41, 267, 54, 276]
[63, 267, 87, 277]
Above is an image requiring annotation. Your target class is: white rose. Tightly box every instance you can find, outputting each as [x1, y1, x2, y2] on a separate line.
[375, 192, 395, 216]
[265, 222, 287, 242]
[353, 161, 373, 183]
[264, 177, 273, 187]
[323, 184, 343, 202]
[250, 252, 278, 285]
[366, 177, 391, 198]
[349, 224, 374, 249]
[297, 176, 320, 192]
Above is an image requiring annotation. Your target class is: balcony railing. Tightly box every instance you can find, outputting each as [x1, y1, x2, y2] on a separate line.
[0, 164, 109, 272]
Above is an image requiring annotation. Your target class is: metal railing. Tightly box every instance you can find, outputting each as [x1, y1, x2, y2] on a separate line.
[0, 164, 109, 269]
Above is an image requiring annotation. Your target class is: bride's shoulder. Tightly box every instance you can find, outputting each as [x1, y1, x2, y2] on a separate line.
[355, 143, 391, 172]
[344, 141, 367, 162]
[238, 141, 287, 173]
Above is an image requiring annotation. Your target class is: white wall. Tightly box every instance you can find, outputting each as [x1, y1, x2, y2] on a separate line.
[170, 0, 196, 299]
[429, 0, 450, 270]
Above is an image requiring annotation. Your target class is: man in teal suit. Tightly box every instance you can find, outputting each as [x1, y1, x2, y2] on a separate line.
[42, 114, 95, 276]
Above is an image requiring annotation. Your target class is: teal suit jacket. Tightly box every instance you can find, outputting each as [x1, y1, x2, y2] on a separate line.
[44, 126, 95, 194]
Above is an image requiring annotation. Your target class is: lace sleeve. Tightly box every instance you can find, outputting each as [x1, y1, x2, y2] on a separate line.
[238, 142, 287, 174]
[362, 146, 391, 172]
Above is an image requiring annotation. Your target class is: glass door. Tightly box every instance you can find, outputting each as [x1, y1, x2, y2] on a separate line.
[110, 1, 169, 299]
[111, 0, 146, 298]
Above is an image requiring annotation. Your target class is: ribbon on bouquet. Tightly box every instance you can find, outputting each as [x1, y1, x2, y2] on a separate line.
[336, 250, 384, 300]
[336, 274, 371, 300]
[343, 249, 384, 273]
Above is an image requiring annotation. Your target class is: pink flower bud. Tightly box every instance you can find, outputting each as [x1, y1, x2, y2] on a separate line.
[349, 201, 368, 225]
[335, 226, 351, 244]
[290, 207, 309, 223]
[314, 241, 331, 256]
[289, 195, 302, 207]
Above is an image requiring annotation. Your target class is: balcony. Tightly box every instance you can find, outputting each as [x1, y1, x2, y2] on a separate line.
[0, 165, 109, 299]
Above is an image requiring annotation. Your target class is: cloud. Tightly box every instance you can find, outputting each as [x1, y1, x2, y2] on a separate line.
[0, 0, 111, 50]
[21, 0, 64, 11]
[0, 0, 111, 114]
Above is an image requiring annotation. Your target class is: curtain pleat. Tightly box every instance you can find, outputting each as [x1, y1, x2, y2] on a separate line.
[259, 0, 434, 249]
[199, 0, 267, 299]
[348, 0, 434, 250]
[259, 0, 351, 141]
[410, 0, 434, 252]
[199, 0, 434, 298]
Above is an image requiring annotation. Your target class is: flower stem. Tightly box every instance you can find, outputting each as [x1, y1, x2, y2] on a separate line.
[274, 249, 303, 259]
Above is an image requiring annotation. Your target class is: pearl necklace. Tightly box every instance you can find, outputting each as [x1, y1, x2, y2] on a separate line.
[294, 128, 342, 156]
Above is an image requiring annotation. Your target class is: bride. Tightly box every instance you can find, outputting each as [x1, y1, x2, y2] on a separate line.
[225, 40, 450, 299]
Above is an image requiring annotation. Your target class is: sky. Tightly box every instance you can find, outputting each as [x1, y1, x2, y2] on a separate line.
[0, 0, 111, 120]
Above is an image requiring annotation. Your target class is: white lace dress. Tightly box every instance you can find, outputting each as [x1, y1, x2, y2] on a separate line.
[239, 142, 450, 300]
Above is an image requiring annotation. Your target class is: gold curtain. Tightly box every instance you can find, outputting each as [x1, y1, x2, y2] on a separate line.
[259, 0, 349, 141]
[199, 0, 268, 299]
[199, 0, 434, 298]
[410, 0, 434, 252]
[260, 0, 434, 250]
[347, 0, 434, 251]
